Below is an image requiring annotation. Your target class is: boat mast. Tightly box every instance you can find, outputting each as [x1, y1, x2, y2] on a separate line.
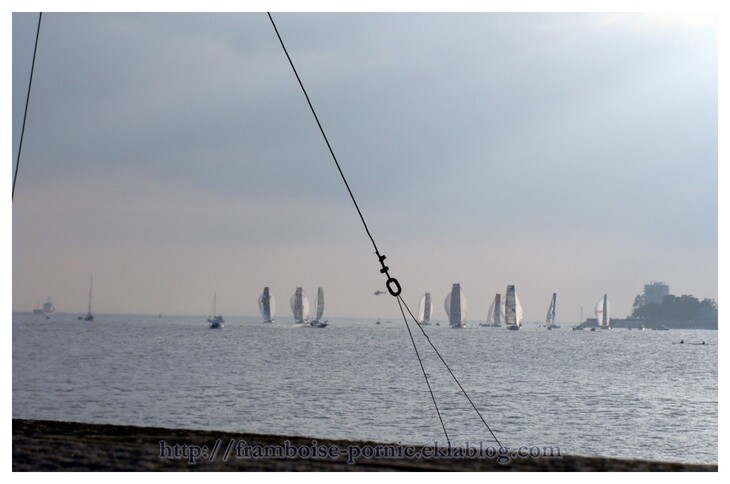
[87, 275, 93, 315]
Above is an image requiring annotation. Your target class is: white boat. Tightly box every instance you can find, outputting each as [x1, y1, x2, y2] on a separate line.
[481, 293, 503, 327]
[595, 294, 611, 329]
[310, 287, 328, 328]
[444, 283, 467, 328]
[504, 284, 523, 330]
[207, 292, 224, 329]
[417, 292, 433, 326]
[83, 275, 94, 321]
[545, 292, 560, 329]
[290, 287, 310, 324]
[258, 286, 276, 323]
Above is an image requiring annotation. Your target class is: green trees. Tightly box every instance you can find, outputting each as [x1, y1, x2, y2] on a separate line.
[632, 294, 717, 327]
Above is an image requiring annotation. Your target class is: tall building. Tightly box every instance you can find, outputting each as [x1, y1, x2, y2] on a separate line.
[643, 282, 669, 305]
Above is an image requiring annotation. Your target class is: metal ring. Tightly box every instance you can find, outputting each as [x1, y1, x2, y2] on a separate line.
[386, 277, 402, 297]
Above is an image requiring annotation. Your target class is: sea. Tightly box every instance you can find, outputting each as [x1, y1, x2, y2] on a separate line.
[12, 312, 718, 464]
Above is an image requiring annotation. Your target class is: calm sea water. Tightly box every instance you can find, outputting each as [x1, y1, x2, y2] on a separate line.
[12, 312, 717, 464]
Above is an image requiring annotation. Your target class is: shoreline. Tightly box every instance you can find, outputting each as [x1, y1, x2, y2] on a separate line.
[12, 419, 717, 471]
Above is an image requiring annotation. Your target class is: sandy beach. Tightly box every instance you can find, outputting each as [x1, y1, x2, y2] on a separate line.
[12, 419, 717, 471]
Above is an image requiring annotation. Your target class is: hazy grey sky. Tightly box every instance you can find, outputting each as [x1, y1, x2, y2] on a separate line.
[11, 12, 717, 321]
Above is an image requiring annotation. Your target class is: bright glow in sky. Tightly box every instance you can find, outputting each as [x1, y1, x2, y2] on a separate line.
[10, 9, 718, 322]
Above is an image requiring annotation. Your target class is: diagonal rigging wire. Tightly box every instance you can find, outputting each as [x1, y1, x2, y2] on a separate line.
[396, 296, 450, 445]
[399, 295, 503, 448]
[267, 12, 502, 448]
[13, 12, 43, 202]
[266, 12, 380, 257]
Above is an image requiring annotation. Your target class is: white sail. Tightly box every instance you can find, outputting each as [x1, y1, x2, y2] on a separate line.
[290, 287, 310, 323]
[313, 287, 325, 321]
[504, 285, 522, 328]
[444, 283, 467, 328]
[594, 294, 611, 327]
[545, 293, 557, 327]
[417, 292, 433, 324]
[487, 293, 502, 325]
[258, 287, 276, 323]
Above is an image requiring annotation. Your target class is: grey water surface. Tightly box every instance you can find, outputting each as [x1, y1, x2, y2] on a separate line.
[12, 313, 717, 463]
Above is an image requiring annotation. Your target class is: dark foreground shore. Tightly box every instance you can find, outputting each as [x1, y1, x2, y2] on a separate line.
[12, 419, 716, 471]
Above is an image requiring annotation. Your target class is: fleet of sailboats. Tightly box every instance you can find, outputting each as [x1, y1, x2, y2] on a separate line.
[62, 278, 619, 331]
[417, 292, 433, 326]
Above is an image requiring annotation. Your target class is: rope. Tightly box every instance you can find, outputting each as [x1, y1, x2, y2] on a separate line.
[13, 12, 43, 201]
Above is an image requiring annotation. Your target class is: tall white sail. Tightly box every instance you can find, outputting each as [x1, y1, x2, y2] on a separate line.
[290, 287, 310, 323]
[546, 293, 557, 327]
[444, 283, 467, 328]
[258, 287, 276, 323]
[417, 292, 433, 324]
[487, 293, 502, 326]
[594, 294, 611, 328]
[313, 287, 325, 321]
[504, 285, 522, 328]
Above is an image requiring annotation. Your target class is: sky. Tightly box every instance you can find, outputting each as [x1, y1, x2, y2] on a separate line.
[9, 7, 719, 322]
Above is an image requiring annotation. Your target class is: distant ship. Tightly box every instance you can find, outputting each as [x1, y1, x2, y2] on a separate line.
[290, 287, 310, 324]
[444, 283, 467, 329]
[258, 286, 276, 324]
[310, 287, 328, 328]
[504, 285, 523, 330]
[33, 297, 55, 315]
[417, 292, 433, 326]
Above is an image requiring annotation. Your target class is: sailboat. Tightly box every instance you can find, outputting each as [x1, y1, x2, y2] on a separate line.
[545, 292, 560, 329]
[310, 287, 328, 328]
[207, 292, 224, 329]
[595, 294, 611, 329]
[444, 283, 467, 329]
[417, 292, 433, 326]
[83, 275, 94, 321]
[481, 293, 502, 327]
[504, 284, 523, 330]
[290, 287, 310, 324]
[258, 286, 276, 323]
